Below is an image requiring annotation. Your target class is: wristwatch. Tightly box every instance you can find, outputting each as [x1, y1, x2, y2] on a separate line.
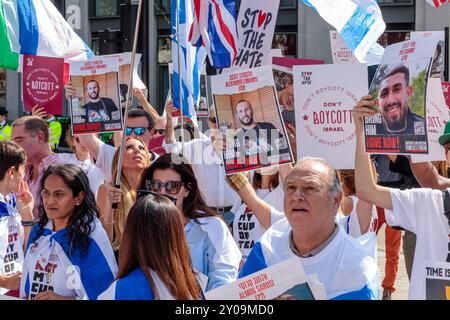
[21, 220, 35, 227]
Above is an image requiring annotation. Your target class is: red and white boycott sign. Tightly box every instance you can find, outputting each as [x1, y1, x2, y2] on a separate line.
[294, 63, 368, 169]
[22, 55, 64, 115]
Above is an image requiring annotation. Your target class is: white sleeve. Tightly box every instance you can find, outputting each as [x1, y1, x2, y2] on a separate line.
[386, 188, 444, 234]
[270, 207, 285, 225]
[162, 140, 195, 163]
[95, 142, 116, 183]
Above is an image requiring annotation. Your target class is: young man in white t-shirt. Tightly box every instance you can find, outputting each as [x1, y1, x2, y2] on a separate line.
[0, 141, 34, 296]
[354, 96, 450, 300]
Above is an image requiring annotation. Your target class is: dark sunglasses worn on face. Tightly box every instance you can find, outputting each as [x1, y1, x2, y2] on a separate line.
[145, 179, 184, 195]
[125, 127, 148, 136]
[137, 190, 177, 204]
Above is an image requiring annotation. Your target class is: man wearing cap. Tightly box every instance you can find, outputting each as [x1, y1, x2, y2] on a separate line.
[0, 107, 11, 141]
[375, 64, 424, 135]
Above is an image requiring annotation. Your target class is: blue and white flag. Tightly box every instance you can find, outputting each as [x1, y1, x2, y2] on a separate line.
[303, 0, 386, 65]
[1, 0, 94, 70]
[171, 0, 207, 119]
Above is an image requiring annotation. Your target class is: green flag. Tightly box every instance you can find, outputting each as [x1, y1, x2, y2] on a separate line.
[0, 0, 19, 70]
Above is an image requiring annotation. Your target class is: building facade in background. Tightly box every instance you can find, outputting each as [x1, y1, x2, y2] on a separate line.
[1, 0, 449, 118]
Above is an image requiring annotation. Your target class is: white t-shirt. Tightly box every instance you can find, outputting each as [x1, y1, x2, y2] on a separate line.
[95, 141, 116, 183]
[386, 188, 450, 300]
[232, 188, 285, 260]
[57, 153, 105, 198]
[0, 194, 24, 295]
[337, 196, 378, 238]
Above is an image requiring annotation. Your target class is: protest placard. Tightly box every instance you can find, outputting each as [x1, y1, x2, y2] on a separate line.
[273, 57, 324, 139]
[195, 69, 209, 117]
[211, 65, 294, 174]
[411, 78, 450, 163]
[364, 38, 437, 154]
[233, 0, 280, 69]
[205, 257, 325, 300]
[294, 63, 368, 169]
[410, 31, 445, 80]
[424, 261, 450, 300]
[442, 82, 450, 109]
[69, 56, 122, 135]
[329, 30, 357, 64]
[103, 52, 146, 107]
[22, 55, 64, 115]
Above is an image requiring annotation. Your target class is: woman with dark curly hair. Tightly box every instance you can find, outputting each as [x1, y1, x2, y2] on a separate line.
[20, 164, 117, 300]
[138, 154, 241, 292]
[99, 193, 203, 300]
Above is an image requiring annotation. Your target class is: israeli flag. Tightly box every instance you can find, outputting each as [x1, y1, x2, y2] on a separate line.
[303, 0, 386, 65]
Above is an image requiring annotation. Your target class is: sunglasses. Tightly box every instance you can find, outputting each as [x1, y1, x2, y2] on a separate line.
[137, 190, 177, 204]
[125, 127, 148, 136]
[145, 179, 184, 195]
[153, 129, 165, 135]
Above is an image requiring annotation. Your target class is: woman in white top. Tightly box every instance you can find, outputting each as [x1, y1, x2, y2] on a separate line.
[99, 192, 203, 300]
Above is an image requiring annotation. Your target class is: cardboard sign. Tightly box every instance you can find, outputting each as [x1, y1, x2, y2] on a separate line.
[233, 0, 280, 68]
[364, 38, 437, 154]
[410, 31, 445, 80]
[411, 78, 450, 163]
[22, 55, 64, 115]
[205, 257, 326, 300]
[329, 30, 357, 64]
[211, 65, 294, 174]
[69, 56, 123, 135]
[294, 63, 368, 169]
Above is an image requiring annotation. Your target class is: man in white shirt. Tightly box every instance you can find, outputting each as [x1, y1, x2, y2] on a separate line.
[163, 106, 239, 225]
[354, 96, 450, 300]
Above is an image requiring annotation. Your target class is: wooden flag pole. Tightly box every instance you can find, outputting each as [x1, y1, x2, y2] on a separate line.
[112, 0, 144, 209]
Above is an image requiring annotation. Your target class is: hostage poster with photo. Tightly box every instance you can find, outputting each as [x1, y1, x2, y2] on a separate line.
[22, 55, 64, 115]
[195, 68, 209, 117]
[411, 78, 450, 163]
[272, 57, 324, 145]
[103, 52, 146, 107]
[424, 261, 450, 300]
[364, 38, 437, 154]
[293, 63, 368, 169]
[442, 82, 450, 109]
[211, 65, 294, 174]
[329, 30, 357, 64]
[69, 57, 123, 135]
[205, 257, 326, 300]
[410, 31, 445, 80]
[233, 0, 280, 69]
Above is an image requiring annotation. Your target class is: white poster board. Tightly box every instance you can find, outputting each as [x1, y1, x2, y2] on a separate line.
[329, 30, 357, 64]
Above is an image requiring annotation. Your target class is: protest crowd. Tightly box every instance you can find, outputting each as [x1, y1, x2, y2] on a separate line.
[1, 0, 450, 301]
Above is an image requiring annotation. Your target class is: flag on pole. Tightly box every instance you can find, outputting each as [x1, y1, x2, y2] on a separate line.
[172, 0, 206, 119]
[0, 0, 94, 70]
[303, 0, 386, 65]
[189, 0, 238, 68]
[425, 0, 449, 8]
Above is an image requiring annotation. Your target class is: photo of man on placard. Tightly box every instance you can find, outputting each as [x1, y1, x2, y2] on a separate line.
[83, 79, 120, 123]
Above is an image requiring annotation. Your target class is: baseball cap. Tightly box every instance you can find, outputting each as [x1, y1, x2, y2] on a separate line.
[0, 107, 8, 116]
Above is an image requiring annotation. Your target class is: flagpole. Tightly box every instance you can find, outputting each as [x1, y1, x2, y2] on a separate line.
[176, 0, 185, 146]
[112, 0, 144, 209]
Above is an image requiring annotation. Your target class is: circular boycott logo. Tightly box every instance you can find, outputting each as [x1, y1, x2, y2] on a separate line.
[301, 86, 359, 148]
[25, 68, 60, 104]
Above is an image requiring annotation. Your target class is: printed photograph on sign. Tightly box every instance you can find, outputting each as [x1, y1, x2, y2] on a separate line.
[410, 31, 445, 80]
[211, 66, 294, 174]
[365, 58, 431, 154]
[69, 57, 122, 135]
[195, 72, 209, 117]
[272, 33, 297, 58]
[22, 55, 64, 115]
[0, 68, 5, 108]
[442, 82, 450, 109]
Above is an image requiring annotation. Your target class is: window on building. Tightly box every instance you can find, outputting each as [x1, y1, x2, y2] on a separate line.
[377, 0, 414, 5]
[0, 69, 5, 108]
[155, 0, 171, 14]
[158, 65, 170, 114]
[95, 0, 119, 17]
[280, 0, 297, 9]
[377, 31, 411, 48]
[158, 36, 172, 64]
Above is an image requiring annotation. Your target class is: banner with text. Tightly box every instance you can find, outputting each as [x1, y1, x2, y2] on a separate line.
[233, 0, 280, 69]
[364, 38, 437, 154]
[22, 55, 64, 115]
[294, 63, 368, 169]
[69, 57, 123, 135]
[211, 65, 294, 174]
[329, 31, 357, 64]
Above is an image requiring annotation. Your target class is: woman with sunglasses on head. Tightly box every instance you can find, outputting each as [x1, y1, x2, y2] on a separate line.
[57, 130, 105, 198]
[139, 154, 242, 292]
[20, 164, 117, 300]
[97, 138, 152, 257]
[98, 193, 203, 300]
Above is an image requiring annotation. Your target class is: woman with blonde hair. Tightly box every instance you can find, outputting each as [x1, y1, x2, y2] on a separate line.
[97, 137, 151, 256]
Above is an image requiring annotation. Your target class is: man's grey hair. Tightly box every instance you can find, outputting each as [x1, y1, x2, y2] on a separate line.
[293, 157, 342, 195]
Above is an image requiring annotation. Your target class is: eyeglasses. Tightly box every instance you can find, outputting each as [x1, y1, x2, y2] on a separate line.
[145, 179, 184, 195]
[125, 127, 148, 136]
[137, 190, 177, 204]
[153, 129, 165, 135]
